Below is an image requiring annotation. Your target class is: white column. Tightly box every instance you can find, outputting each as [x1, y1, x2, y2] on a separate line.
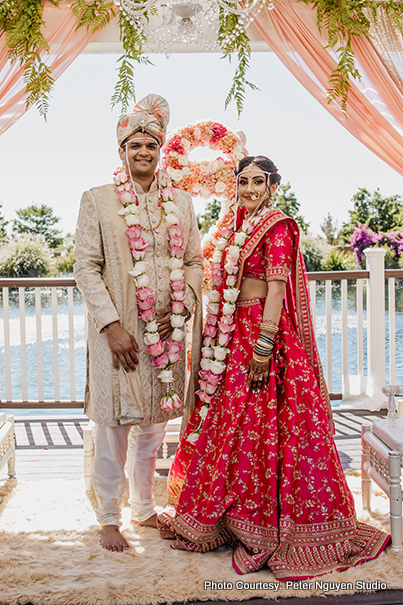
[364, 248, 386, 397]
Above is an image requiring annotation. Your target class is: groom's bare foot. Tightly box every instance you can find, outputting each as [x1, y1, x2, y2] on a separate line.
[131, 513, 158, 528]
[100, 525, 130, 551]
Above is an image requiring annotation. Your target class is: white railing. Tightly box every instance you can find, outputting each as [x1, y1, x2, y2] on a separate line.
[0, 247, 401, 411]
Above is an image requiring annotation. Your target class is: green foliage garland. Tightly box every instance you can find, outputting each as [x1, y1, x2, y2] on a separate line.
[1, 0, 403, 117]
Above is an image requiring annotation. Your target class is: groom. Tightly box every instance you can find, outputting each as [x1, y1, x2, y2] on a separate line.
[74, 94, 203, 552]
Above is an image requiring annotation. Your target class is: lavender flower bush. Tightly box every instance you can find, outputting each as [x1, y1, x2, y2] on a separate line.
[350, 224, 403, 268]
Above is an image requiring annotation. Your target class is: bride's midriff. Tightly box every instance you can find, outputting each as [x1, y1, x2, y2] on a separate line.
[238, 277, 268, 300]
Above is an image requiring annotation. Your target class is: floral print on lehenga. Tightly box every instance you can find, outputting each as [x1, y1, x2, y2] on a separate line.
[158, 214, 389, 580]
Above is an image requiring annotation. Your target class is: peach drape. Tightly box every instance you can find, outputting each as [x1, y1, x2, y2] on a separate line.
[0, 2, 102, 135]
[254, 1, 403, 177]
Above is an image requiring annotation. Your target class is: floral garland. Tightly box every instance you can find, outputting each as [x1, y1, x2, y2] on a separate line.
[113, 168, 186, 412]
[161, 121, 247, 202]
[187, 205, 272, 442]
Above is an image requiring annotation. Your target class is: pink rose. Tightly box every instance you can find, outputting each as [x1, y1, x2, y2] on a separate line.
[168, 352, 181, 364]
[211, 275, 223, 286]
[123, 181, 132, 191]
[210, 262, 222, 272]
[171, 393, 182, 409]
[161, 187, 175, 201]
[205, 325, 217, 338]
[203, 336, 214, 347]
[221, 227, 233, 238]
[152, 353, 170, 368]
[171, 246, 185, 258]
[224, 264, 239, 275]
[171, 290, 186, 301]
[171, 279, 185, 290]
[161, 396, 173, 411]
[126, 226, 141, 239]
[208, 373, 222, 385]
[218, 333, 231, 346]
[172, 301, 185, 314]
[218, 321, 236, 333]
[129, 237, 149, 251]
[132, 249, 146, 261]
[195, 391, 213, 404]
[167, 224, 183, 237]
[167, 341, 183, 354]
[138, 299, 154, 310]
[139, 308, 156, 322]
[120, 190, 136, 204]
[170, 235, 184, 247]
[206, 313, 218, 326]
[136, 287, 154, 301]
[147, 341, 165, 357]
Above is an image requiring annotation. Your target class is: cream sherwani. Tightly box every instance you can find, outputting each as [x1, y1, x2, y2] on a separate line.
[74, 179, 203, 524]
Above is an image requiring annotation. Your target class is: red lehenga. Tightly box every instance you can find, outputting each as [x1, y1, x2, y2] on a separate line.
[158, 209, 389, 580]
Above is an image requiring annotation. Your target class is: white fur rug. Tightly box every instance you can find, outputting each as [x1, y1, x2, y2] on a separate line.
[0, 471, 402, 605]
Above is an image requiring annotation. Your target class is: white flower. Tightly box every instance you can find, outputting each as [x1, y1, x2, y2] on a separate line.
[158, 369, 174, 383]
[129, 261, 147, 276]
[125, 214, 141, 226]
[117, 207, 130, 216]
[222, 302, 236, 315]
[181, 167, 190, 175]
[228, 245, 240, 259]
[234, 232, 248, 246]
[199, 406, 208, 419]
[167, 257, 183, 270]
[170, 269, 185, 281]
[202, 346, 214, 358]
[125, 203, 138, 214]
[201, 186, 211, 198]
[187, 432, 200, 443]
[215, 182, 226, 194]
[136, 274, 149, 288]
[213, 346, 230, 361]
[215, 238, 228, 251]
[223, 288, 240, 303]
[170, 169, 183, 182]
[144, 332, 160, 346]
[165, 212, 180, 226]
[200, 358, 212, 371]
[146, 320, 159, 333]
[171, 314, 186, 328]
[171, 327, 185, 341]
[212, 250, 222, 262]
[182, 139, 191, 151]
[162, 201, 176, 213]
[208, 290, 220, 302]
[210, 360, 226, 375]
[192, 184, 202, 193]
[178, 155, 189, 166]
[208, 303, 219, 315]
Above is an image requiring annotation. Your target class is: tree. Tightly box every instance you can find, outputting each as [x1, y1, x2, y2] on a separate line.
[273, 183, 309, 233]
[341, 188, 403, 243]
[0, 203, 8, 240]
[197, 198, 221, 235]
[12, 204, 63, 248]
[0, 234, 51, 277]
[320, 213, 339, 245]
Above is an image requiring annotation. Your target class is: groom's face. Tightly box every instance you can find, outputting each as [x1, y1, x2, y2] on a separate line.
[119, 132, 160, 180]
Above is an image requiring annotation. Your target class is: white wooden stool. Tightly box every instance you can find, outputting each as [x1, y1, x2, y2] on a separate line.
[0, 412, 16, 481]
[361, 385, 403, 553]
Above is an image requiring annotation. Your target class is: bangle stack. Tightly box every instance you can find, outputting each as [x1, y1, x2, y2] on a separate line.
[252, 319, 279, 363]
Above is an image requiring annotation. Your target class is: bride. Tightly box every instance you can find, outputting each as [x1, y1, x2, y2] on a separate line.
[157, 155, 390, 579]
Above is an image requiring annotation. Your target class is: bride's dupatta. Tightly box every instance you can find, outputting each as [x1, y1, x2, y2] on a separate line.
[236, 208, 333, 426]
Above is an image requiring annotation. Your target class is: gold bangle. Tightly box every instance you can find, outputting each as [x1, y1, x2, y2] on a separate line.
[261, 319, 278, 332]
[253, 352, 271, 363]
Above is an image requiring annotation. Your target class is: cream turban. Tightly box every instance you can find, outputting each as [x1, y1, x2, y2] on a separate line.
[117, 93, 170, 147]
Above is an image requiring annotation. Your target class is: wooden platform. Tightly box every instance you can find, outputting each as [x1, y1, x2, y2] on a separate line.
[0, 409, 388, 481]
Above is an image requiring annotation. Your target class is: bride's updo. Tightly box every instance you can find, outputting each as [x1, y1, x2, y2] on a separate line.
[234, 155, 282, 187]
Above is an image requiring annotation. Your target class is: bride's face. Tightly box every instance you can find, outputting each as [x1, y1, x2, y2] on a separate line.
[237, 167, 268, 215]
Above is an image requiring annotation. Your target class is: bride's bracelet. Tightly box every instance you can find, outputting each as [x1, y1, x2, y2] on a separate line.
[252, 351, 272, 363]
[261, 319, 279, 333]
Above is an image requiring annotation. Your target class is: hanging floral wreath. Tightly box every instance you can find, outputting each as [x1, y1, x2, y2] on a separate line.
[161, 121, 248, 202]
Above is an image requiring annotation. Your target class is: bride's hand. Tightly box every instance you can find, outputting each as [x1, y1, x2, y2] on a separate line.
[246, 357, 271, 393]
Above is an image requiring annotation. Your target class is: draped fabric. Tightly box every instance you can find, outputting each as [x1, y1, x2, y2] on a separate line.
[253, 1, 403, 177]
[0, 2, 102, 135]
[158, 211, 389, 579]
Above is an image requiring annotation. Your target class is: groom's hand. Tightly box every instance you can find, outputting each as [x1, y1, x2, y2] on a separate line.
[104, 321, 139, 372]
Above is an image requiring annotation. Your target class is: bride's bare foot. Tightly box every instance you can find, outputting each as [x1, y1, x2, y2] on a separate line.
[100, 525, 130, 551]
[131, 513, 158, 528]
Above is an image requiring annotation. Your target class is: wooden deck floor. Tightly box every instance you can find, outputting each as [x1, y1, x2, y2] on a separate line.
[0, 408, 388, 481]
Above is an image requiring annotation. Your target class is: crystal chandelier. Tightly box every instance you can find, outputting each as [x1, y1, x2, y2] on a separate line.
[114, 0, 270, 56]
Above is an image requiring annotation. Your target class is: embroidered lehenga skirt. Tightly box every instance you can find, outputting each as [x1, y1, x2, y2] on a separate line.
[158, 298, 389, 580]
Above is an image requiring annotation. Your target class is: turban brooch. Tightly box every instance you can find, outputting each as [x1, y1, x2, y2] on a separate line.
[116, 93, 170, 147]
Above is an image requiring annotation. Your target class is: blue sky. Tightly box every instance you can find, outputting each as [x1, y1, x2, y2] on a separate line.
[0, 51, 402, 237]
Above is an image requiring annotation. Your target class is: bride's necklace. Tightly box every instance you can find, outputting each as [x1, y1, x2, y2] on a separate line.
[187, 205, 271, 443]
[114, 168, 186, 412]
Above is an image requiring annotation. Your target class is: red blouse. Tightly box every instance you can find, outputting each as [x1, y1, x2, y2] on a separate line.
[242, 221, 294, 283]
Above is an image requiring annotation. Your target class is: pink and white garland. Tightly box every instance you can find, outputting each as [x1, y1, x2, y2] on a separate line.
[188, 205, 271, 442]
[114, 168, 186, 411]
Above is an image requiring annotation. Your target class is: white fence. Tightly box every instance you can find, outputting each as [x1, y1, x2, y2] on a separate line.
[0, 248, 401, 411]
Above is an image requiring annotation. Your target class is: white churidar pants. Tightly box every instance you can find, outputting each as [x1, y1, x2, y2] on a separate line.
[93, 422, 166, 526]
